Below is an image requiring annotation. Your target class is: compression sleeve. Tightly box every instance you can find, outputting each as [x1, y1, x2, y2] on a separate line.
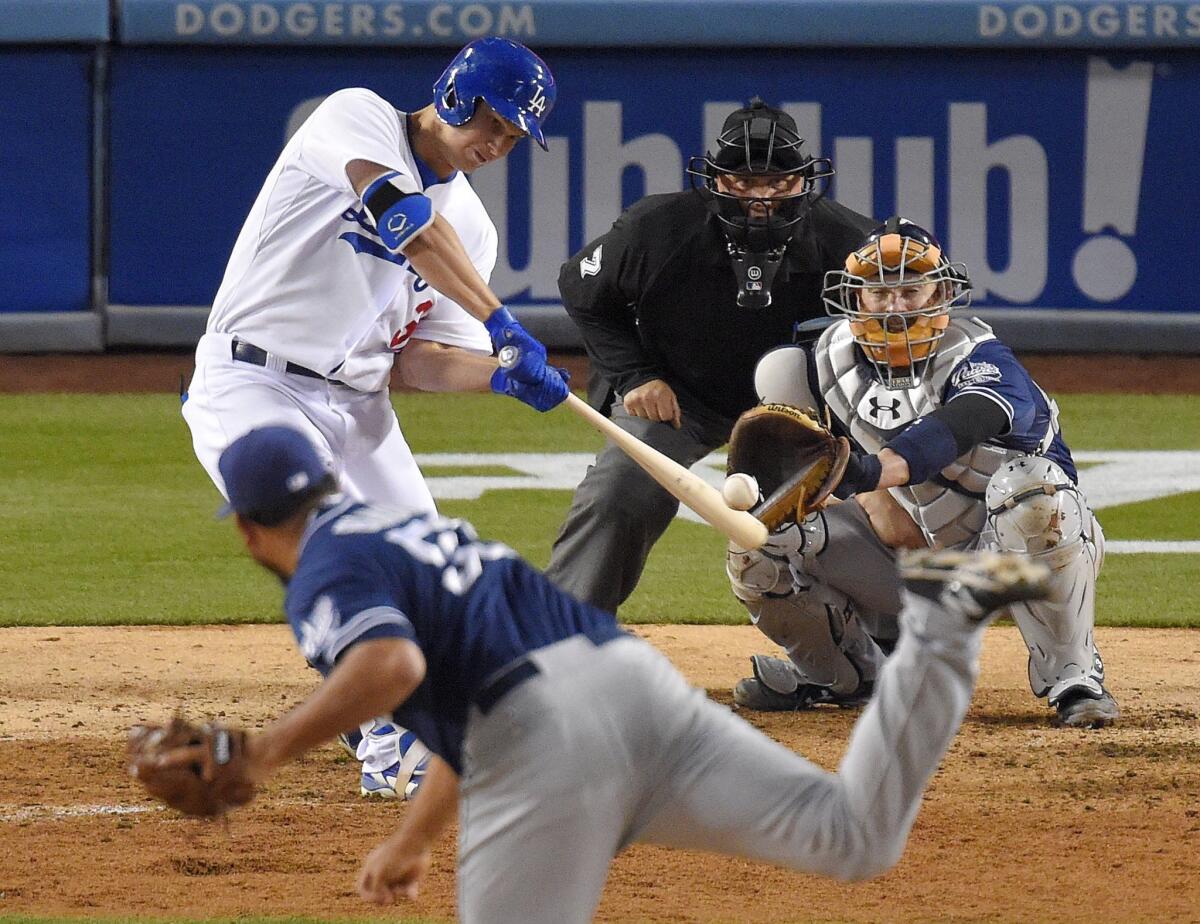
[884, 393, 1010, 485]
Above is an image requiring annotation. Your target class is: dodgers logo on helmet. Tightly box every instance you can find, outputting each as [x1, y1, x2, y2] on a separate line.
[433, 37, 556, 151]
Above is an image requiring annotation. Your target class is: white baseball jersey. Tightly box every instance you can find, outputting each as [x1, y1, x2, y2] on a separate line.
[207, 87, 493, 385]
[338, 160, 497, 392]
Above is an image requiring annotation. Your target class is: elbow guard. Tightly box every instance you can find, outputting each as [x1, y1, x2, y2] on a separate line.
[364, 172, 434, 252]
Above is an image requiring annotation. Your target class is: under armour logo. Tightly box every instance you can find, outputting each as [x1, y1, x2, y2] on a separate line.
[386, 212, 409, 237]
[528, 84, 548, 117]
[580, 244, 603, 278]
[868, 396, 902, 422]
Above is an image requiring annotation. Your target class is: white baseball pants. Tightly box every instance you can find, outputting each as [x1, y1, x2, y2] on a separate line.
[182, 332, 436, 516]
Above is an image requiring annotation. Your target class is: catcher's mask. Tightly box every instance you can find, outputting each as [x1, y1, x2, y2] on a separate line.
[687, 98, 832, 310]
[822, 217, 971, 389]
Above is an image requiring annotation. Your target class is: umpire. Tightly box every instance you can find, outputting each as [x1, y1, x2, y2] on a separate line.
[544, 98, 875, 611]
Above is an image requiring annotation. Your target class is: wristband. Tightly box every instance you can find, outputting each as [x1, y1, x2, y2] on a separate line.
[483, 307, 518, 343]
[843, 452, 883, 495]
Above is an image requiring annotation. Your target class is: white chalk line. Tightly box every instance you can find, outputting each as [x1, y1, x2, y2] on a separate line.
[0, 803, 158, 823]
[417, 452, 1200, 554]
[1106, 541, 1200, 554]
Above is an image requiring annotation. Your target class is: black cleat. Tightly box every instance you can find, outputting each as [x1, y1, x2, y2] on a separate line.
[1053, 685, 1120, 728]
[732, 655, 872, 712]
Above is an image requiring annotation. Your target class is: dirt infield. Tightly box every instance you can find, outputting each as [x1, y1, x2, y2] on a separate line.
[2, 350, 1196, 922]
[1, 624, 1197, 923]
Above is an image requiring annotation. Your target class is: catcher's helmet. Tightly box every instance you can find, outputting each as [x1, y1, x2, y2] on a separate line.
[433, 38, 555, 150]
[687, 98, 832, 252]
[822, 217, 972, 389]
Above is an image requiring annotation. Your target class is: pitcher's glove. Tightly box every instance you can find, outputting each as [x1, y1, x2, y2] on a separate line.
[727, 403, 851, 529]
[127, 717, 256, 818]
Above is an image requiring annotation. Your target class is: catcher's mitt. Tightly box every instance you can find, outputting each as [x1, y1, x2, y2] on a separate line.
[127, 716, 256, 818]
[727, 403, 851, 529]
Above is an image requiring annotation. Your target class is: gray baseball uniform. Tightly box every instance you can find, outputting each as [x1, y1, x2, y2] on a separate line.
[736, 316, 1114, 724]
[289, 499, 991, 923]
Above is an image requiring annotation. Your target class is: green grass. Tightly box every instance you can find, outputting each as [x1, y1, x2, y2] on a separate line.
[1054, 394, 1200, 450]
[1095, 492, 1200, 540]
[0, 391, 1196, 628]
[1097, 554, 1200, 626]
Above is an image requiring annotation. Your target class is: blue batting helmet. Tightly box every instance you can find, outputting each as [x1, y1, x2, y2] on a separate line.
[433, 38, 555, 150]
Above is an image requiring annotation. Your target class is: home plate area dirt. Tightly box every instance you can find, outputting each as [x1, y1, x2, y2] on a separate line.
[1, 624, 1198, 923]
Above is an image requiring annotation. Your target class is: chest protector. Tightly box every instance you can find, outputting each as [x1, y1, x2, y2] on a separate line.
[816, 317, 1029, 550]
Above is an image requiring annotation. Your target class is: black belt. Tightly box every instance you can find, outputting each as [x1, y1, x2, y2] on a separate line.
[231, 339, 328, 381]
[474, 631, 624, 715]
[475, 658, 541, 715]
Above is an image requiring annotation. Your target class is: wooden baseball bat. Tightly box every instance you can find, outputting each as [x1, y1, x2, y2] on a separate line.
[563, 394, 768, 549]
[497, 346, 767, 548]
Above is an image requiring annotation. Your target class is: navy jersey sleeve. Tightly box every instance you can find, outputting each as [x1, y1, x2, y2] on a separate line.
[286, 540, 415, 674]
[943, 339, 1039, 439]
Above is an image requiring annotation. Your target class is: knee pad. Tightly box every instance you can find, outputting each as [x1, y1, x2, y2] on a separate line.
[726, 543, 792, 603]
[772, 511, 829, 576]
[728, 513, 830, 604]
[985, 456, 1087, 571]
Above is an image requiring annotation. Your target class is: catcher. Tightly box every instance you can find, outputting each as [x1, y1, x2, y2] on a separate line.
[130, 424, 1054, 921]
[725, 217, 1118, 729]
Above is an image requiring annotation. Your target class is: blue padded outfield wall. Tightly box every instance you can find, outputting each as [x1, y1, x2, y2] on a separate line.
[0, 0, 106, 314]
[3, 1, 1200, 348]
[108, 45, 1196, 316]
[0, 51, 94, 312]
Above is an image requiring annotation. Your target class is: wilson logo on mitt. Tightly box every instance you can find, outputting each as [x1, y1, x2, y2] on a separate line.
[727, 403, 851, 529]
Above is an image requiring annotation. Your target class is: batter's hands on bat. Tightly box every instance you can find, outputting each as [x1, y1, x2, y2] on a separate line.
[623, 378, 681, 429]
[357, 832, 433, 905]
[491, 363, 570, 411]
[484, 306, 549, 383]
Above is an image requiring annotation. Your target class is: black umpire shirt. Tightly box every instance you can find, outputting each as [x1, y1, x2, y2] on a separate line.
[559, 189, 876, 423]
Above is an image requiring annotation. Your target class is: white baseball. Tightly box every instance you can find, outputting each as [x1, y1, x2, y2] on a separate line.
[722, 473, 760, 511]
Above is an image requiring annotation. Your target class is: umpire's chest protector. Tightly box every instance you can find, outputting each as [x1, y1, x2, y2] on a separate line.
[815, 317, 1021, 549]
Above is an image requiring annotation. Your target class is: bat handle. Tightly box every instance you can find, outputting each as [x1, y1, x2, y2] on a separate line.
[497, 345, 520, 369]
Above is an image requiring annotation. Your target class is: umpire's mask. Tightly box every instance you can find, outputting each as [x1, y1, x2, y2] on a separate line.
[688, 98, 833, 309]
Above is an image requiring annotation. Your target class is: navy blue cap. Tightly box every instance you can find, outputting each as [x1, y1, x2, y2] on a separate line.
[216, 426, 332, 521]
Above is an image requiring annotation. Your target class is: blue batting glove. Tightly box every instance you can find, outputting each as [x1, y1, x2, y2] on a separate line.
[484, 307, 548, 383]
[491, 364, 569, 412]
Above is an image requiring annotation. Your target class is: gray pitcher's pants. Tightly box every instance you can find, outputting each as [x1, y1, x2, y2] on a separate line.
[544, 401, 733, 612]
[457, 604, 982, 924]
